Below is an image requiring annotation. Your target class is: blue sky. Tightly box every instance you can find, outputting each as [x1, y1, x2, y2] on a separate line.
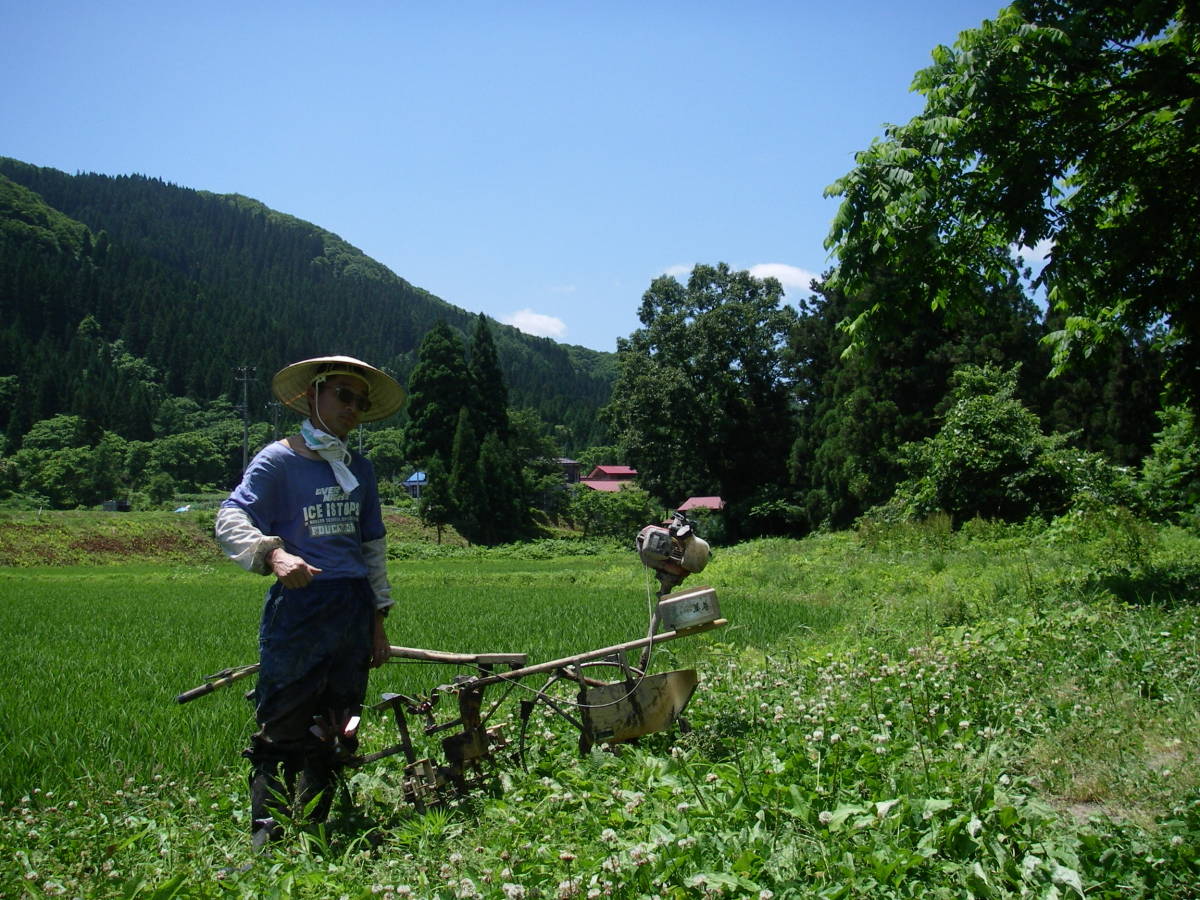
[3, 0, 1006, 353]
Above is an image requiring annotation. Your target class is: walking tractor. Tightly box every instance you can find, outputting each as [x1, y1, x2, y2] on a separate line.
[177, 512, 727, 808]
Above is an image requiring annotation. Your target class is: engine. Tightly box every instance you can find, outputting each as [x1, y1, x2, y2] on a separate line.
[636, 511, 710, 594]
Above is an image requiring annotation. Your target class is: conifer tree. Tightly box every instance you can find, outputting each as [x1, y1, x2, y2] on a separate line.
[404, 322, 471, 466]
[477, 430, 527, 544]
[448, 406, 483, 542]
[468, 313, 509, 442]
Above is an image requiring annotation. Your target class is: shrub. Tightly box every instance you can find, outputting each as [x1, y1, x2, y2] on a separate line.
[872, 364, 1133, 526]
[567, 483, 659, 538]
[1140, 406, 1200, 527]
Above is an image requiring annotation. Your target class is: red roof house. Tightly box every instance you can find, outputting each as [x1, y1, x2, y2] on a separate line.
[585, 465, 637, 480]
[580, 465, 638, 492]
[677, 496, 725, 511]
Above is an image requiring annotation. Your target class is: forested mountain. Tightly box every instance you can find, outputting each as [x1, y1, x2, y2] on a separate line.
[0, 157, 615, 449]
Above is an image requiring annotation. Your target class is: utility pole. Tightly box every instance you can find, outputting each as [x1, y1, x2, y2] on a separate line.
[235, 366, 256, 471]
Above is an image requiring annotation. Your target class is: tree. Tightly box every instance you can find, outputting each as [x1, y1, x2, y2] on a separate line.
[21, 414, 95, 451]
[789, 275, 1050, 531]
[403, 322, 472, 467]
[418, 454, 454, 543]
[448, 406, 482, 542]
[1139, 406, 1200, 526]
[468, 314, 509, 442]
[476, 430, 527, 544]
[568, 484, 659, 539]
[875, 364, 1136, 526]
[825, 1, 1200, 411]
[604, 263, 798, 538]
[362, 427, 408, 481]
[509, 407, 569, 521]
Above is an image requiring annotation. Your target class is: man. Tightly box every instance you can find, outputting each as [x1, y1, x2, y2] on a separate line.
[214, 354, 405, 847]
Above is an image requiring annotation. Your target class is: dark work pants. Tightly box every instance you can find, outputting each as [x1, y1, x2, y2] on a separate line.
[244, 578, 374, 831]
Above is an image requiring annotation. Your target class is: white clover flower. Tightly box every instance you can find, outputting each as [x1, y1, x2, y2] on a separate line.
[818, 810, 833, 825]
[501, 884, 527, 900]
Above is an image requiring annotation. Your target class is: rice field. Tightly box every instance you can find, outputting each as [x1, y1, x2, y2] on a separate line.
[0, 544, 848, 802]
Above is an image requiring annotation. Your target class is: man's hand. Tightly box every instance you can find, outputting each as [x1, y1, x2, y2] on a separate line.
[268, 548, 322, 588]
[370, 612, 390, 668]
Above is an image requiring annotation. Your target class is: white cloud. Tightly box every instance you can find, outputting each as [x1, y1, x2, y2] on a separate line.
[663, 264, 694, 280]
[502, 308, 568, 340]
[1014, 238, 1054, 267]
[748, 263, 818, 293]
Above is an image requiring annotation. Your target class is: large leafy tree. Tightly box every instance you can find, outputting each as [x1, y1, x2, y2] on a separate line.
[825, 1, 1200, 410]
[876, 364, 1137, 525]
[789, 275, 1048, 531]
[605, 263, 798, 537]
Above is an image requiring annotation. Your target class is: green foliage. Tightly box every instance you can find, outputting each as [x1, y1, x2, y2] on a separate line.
[1139, 406, 1200, 527]
[467, 313, 509, 442]
[825, 0, 1200, 411]
[567, 483, 659, 538]
[416, 454, 454, 544]
[605, 263, 798, 538]
[146, 431, 224, 493]
[789, 276, 1059, 532]
[508, 407, 570, 521]
[361, 427, 408, 481]
[448, 406, 483, 540]
[0, 173, 90, 256]
[876, 364, 1135, 525]
[403, 321, 472, 467]
[20, 414, 95, 451]
[573, 444, 622, 471]
[474, 430, 528, 544]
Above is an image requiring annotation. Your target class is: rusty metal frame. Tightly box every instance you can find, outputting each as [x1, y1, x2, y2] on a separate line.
[177, 590, 726, 808]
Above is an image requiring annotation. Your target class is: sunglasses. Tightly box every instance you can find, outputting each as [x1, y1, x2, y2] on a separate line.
[330, 385, 372, 414]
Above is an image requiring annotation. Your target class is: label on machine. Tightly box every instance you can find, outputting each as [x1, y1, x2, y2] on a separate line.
[656, 586, 720, 632]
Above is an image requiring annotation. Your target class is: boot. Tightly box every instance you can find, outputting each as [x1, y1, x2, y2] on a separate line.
[295, 761, 336, 825]
[248, 762, 292, 848]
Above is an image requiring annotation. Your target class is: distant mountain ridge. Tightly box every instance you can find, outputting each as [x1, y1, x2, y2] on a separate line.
[0, 157, 615, 447]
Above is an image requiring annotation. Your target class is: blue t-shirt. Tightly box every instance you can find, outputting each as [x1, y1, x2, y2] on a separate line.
[222, 440, 385, 581]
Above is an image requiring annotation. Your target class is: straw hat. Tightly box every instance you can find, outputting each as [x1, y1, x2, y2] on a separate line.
[271, 355, 406, 423]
